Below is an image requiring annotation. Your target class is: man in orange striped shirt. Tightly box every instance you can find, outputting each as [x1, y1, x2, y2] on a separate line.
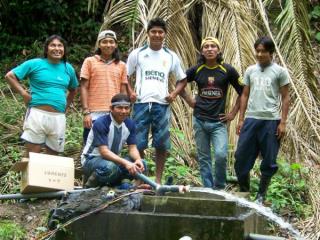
[80, 30, 129, 144]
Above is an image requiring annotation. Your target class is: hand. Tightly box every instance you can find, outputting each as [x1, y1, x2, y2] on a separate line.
[125, 161, 140, 176]
[276, 122, 286, 139]
[219, 112, 236, 123]
[130, 92, 137, 103]
[83, 114, 93, 129]
[22, 92, 31, 106]
[165, 92, 177, 103]
[236, 120, 244, 135]
[134, 159, 145, 172]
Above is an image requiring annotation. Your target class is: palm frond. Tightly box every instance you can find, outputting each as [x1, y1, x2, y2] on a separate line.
[274, 0, 319, 95]
[87, 0, 98, 13]
[100, 0, 147, 47]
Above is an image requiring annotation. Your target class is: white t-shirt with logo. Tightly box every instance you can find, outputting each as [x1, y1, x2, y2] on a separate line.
[244, 63, 290, 120]
[127, 45, 186, 104]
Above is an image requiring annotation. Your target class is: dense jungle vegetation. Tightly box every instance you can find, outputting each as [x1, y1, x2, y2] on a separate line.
[0, 0, 319, 239]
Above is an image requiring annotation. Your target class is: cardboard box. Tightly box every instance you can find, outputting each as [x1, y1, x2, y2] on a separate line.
[11, 152, 74, 193]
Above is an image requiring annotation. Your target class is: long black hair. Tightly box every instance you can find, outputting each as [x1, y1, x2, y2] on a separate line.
[43, 35, 67, 62]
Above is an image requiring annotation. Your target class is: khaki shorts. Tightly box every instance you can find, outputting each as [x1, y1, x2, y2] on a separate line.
[21, 108, 66, 153]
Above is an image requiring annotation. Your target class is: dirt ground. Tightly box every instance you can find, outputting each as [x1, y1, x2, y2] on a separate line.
[0, 198, 59, 239]
[0, 187, 142, 240]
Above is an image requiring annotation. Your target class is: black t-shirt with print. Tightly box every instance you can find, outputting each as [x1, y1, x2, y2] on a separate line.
[186, 63, 243, 121]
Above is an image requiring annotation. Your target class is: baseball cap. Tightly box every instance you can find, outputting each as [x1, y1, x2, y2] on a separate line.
[201, 37, 221, 49]
[97, 30, 117, 42]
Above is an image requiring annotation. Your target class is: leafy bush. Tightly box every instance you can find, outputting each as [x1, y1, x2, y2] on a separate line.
[251, 159, 312, 219]
[310, 5, 320, 42]
[0, 0, 103, 60]
[0, 220, 26, 240]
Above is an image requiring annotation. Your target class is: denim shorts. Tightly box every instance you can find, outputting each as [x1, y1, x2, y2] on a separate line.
[132, 103, 171, 151]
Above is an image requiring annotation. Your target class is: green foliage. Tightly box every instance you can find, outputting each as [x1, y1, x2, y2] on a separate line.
[143, 127, 200, 185]
[0, 75, 25, 194]
[0, 220, 26, 240]
[315, 32, 320, 42]
[251, 160, 312, 218]
[0, 145, 23, 168]
[0, 81, 25, 182]
[0, 172, 21, 194]
[68, 44, 94, 67]
[0, 0, 104, 60]
[310, 5, 320, 19]
[165, 128, 200, 185]
[64, 111, 83, 153]
[309, 5, 320, 42]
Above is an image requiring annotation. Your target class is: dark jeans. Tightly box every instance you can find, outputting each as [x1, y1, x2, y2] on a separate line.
[235, 118, 280, 182]
[83, 155, 147, 186]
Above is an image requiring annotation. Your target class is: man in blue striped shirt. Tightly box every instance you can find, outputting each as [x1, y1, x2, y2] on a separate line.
[81, 93, 146, 188]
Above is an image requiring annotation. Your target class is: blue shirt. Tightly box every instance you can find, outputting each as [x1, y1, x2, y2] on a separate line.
[12, 58, 79, 112]
[81, 114, 137, 165]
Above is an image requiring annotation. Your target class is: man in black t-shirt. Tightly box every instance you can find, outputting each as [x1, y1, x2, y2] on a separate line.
[180, 37, 243, 189]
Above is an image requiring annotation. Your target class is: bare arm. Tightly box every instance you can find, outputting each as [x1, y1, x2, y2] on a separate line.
[236, 86, 250, 135]
[165, 78, 187, 103]
[5, 71, 31, 105]
[99, 145, 142, 175]
[120, 83, 128, 94]
[128, 144, 144, 172]
[277, 84, 290, 139]
[179, 88, 195, 108]
[80, 77, 93, 128]
[126, 76, 137, 103]
[220, 95, 241, 122]
[80, 77, 89, 110]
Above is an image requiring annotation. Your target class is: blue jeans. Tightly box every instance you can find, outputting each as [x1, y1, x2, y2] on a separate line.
[193, 117, 228, 189]
[83, 156, 147, 186]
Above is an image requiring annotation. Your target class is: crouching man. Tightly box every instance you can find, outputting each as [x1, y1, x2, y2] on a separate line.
[81, 93, 146, 188]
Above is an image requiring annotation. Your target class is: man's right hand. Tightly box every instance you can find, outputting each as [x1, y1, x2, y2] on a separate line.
[236, 120, 244, 135]
[83, 114, 93, 128]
